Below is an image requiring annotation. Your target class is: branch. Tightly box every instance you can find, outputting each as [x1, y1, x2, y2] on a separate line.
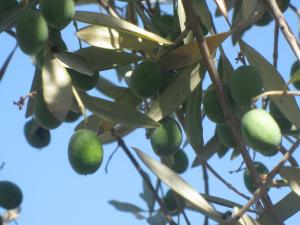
[229, 137, 300, 222]
[112, 132, 177, 225]
[180, 1, 284, 223]
[262, 0, 300, 61]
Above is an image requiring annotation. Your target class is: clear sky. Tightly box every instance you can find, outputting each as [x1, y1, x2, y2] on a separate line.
[1, 1, 300, 225]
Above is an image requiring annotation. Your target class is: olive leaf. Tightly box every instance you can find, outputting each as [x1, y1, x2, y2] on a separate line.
[133, 147, 224, 222]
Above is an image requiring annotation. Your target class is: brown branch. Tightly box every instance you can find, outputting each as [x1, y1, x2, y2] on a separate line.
[273, 22, 279, 68]
[181, 1, 284, 223]
[206, 164, 250, 201]
[262, 0, 300, 61]
[279, 145, 298, 167]
[97, 0, 121, 18]
[112, 132, 177, 225]
[229, 137, 300, 223]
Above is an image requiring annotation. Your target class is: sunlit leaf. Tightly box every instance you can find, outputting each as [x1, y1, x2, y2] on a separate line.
[147, 64, 201, 122]
[109, 200, 145, 220]
[258, 191, 300, 224]
[79, 93, 159, 128]
[74, 11, 173, 45]
[76, 25, 166, 51]
[213, 0, 228, 19]
[74, 46, 143, 71]
[279, 167, 300, 196]
[240, 40, 300, 129]
[161, 32, 229, 70]
[133, 147, 223, 222]
[42, 53, 73, 121]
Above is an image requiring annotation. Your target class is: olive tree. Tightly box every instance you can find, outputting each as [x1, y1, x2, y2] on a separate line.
[1, 0, 300, 225]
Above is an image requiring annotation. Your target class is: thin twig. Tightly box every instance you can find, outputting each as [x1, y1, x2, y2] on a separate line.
[273, 22, 279, 68]
[252, 90, 300, 102]
[279, 145, 298, 167]
[206, 164, 250, 201]
[181, 1, 283, 223]
[112, 132, 177, 225]
[262, 0, 300, 61]
[229, 137, 300, 223]
[202, 164, 209, 225]
[104, 145, 120, 174]
[97, 0, 121, 18]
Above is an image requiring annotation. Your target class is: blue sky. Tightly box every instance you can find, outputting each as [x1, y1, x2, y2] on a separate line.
[1, 1, 300, 225]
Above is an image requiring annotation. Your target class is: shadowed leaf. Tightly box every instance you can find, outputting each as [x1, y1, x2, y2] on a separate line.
[133, 147, 223, 222]
[79, 93, 159, 128]
[109, 200, 145, 220]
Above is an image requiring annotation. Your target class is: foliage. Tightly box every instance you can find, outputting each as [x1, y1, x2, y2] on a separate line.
[1, 0, 300, 225]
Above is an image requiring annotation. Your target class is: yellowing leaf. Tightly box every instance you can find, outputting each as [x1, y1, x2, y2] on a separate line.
[213, 0, 228, 19]
[76, 25, 166, 51]
[74, 11, 173, 46]
[42, 53, 73, 121]
[161, 32, 229, 70]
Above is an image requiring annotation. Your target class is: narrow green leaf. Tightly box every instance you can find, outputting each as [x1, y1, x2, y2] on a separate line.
[258, 191, 300, 224]
[185, 83, 204, 155]
[240, 40, 300, 129]
[109, 200, 145, 220]
[79, 93, 159, 128]
[42, 53, 73, 121]
[193, 0, 211, 31]
[192, 135, 225, 168]
[147, 64, 201, 122]
[133, 147, 223, 222]
[161, 32, 229, 70]
[95, 75, 127, 100]
[139, 172, 155, 211]
[219, 52, 234, 86]
[0, 44, 17, 82]
[76, 25, 164, 51]
[25, 67, 42, 118]
[147, 212, 167, 225]
[74, 46, 142, 71]
[279, 167, 300, 196]
[53, 51, 94, 76]
[74, 11, 173, 45]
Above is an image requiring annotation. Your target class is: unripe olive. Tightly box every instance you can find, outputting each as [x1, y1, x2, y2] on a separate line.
[150, 117, 182, 157]
[0, 181, 22, 210]
[129, 61, 162, 98]
[243, 161, 269, 193]
[24, 119, 51, 148]
[68, 129, 104, 175]
[216, 123, 236, 148]
[170, 149, 189, 174]
[40, 0, 75, 29]
[16, 9, 49, 55]
[163, 189, 184, 214]
[241, 109, 281, 156]
[290, 60, 300, 90]
[230, 65, 263, 105]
